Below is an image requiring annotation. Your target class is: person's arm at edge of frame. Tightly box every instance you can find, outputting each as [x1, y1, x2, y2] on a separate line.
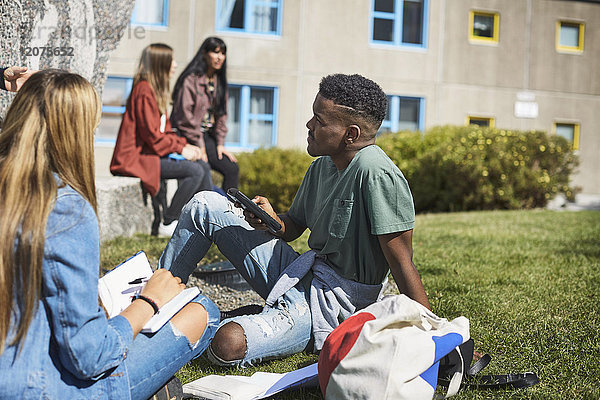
[378, 229, 431, 309]
[0, 67, 6, 90]
[2, 66, 35, 92]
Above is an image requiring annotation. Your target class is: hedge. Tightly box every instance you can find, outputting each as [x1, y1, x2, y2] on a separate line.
[236, 125, 579, 213]
[377, 125, 579, 212]
[236, 148, 314, 213]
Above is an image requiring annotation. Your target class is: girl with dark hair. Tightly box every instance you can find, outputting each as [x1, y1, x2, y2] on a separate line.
[111, 43, 213, 236]
[0, 69, 220, 399]
[171, 36, 239, 191]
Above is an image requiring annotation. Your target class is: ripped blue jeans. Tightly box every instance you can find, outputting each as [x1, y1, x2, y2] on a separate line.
[159, 191, 312, 367]
[128, 294, 220, 399]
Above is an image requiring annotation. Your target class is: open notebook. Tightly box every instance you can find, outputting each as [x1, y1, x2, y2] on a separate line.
[182, 362, 319, 400]
[98, 251, 199, 333]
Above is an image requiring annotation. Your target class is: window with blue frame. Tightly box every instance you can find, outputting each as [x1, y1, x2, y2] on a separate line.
[131, 0, 169, 27]
[97, 76, 133, 143]
[371, 0, 427, 47]
[227, 84, 278, 149]
[379, 95, 424, 134]
[216, 0, 282, 35]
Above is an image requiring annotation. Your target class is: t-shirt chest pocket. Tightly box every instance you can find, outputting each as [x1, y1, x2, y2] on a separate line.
[329, 198, 354, 239]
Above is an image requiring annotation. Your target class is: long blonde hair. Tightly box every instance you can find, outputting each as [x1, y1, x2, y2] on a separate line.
[0, 70, 100, 354]
[132, 43, 173, 114]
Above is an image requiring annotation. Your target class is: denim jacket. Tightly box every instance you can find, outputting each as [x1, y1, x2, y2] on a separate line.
[0, 183, 134, 399]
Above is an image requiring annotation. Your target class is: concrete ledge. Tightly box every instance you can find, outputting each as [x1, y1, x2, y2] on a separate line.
[96, 176, 153, 242]
[546, 193, 600, 211]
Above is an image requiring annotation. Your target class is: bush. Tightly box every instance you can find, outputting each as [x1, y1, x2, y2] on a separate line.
[235, 126, 578, 214]
[377, 130, 423, 179]
[237, 148, 314, 213]
[376, 125, 579, 212]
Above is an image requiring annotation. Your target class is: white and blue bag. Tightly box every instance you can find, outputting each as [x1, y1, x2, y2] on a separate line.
[318, 294, 470, 399]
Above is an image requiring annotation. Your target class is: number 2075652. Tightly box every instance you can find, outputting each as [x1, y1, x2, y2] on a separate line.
[22, 47, 74, 57]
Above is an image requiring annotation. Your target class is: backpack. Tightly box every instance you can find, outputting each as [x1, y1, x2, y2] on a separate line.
[318, 295, 539, 399]
[437, 338, 539, 392]
[318, 294, 470, 399]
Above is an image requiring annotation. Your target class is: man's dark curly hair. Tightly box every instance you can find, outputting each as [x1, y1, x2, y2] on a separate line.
[319, 74, 387, 131]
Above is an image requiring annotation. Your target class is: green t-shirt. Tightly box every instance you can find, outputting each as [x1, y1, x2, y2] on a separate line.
[288, 145, 415, 285]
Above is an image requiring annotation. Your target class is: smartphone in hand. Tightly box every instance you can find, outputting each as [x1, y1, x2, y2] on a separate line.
[226, 188, 282, 234]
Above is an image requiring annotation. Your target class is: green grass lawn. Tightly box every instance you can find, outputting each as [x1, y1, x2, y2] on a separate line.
[102, 210, 600, 399]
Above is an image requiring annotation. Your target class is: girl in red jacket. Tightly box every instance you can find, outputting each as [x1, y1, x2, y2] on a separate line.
[111, 43, 212, 236]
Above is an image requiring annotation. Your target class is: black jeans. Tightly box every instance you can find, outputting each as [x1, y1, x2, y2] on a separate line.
[160, 157, 212, 224]
[205, 133, 239, 191]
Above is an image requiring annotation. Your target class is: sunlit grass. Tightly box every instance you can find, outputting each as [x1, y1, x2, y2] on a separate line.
[102, 210, 600, 399]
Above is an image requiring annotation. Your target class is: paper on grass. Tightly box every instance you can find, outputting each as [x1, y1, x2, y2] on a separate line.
[182, 374, 283, 400]
[261, 362, 318, 397]
[98, 251, 199, 333]
[182, 362, 318, 400]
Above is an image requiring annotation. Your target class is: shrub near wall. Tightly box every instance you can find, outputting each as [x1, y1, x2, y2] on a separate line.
[377, 125, 579, 212]
[237, 148, 314, 213]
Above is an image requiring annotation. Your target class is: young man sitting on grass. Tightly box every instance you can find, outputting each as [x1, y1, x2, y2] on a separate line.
[159, 73, 430, 367]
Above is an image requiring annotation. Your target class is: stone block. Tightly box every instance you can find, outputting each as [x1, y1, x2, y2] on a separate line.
[96, 176, 152, 242]
[0, 0, 135, 120]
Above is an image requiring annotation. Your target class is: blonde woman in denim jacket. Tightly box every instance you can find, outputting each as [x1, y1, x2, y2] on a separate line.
[0, 70, 220, 400]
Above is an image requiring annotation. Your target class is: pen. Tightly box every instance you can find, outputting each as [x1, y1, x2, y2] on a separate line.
[128, 277, 150, 285]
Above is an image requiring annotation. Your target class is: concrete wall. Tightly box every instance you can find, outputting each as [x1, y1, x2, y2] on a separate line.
[529, 0, 599, 95]
[438, 0, 600, 193]
[442, 0, 529, 89]
[98, 0, 599, 195]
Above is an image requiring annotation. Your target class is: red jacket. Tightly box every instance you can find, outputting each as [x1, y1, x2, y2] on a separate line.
[110, 80, 187, 196]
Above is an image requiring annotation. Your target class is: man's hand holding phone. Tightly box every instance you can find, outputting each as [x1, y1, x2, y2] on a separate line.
[227, 188, 282, 234]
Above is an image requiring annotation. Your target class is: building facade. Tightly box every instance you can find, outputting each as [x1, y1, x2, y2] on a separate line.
[96, 0, 600, 195]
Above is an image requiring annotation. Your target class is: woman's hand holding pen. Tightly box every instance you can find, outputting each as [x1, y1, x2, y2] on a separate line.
[120, 269, 185, 336]
[140, 269, 185, 309]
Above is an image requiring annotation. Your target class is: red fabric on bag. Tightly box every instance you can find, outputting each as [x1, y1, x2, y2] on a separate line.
[318, 312, 375, 396]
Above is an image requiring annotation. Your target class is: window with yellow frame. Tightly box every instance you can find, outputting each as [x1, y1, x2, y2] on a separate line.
[469, 11, 499, 43]
[554, 122, 580, 150]
[556, 21, 584, 53]
[467, 116, 495, 128]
